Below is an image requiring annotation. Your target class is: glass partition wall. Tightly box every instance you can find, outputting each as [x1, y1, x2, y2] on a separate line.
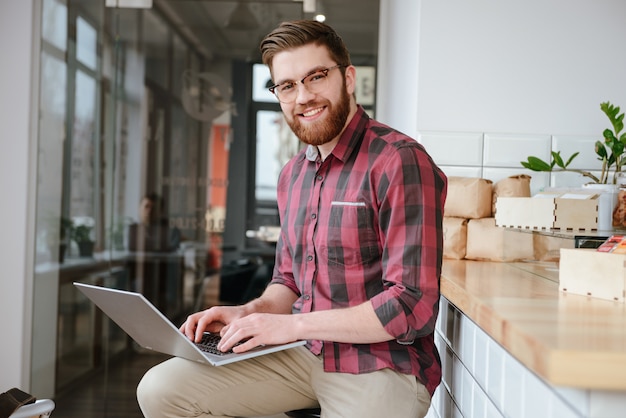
[30, 0, 378, 414]
[32, 0, 223, 401]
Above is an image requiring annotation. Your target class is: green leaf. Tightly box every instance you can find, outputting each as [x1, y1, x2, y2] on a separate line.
[522, 156, 552, 171]
[552, 151, 565, 168]
[601, 101, 625, 137]
[604, 128, 616, 142]
[595, 141, 608, 159]
[564, 151, 579, 167]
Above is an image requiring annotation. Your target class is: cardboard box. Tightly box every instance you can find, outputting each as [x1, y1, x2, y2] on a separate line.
[495, 192, 598, 231]
[559, 248, 626, 302]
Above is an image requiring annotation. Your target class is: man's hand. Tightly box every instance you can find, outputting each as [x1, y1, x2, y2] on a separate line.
[217, 313, 300, 353]
[179, 305, 249, 343]
[179, 283, 299, 351]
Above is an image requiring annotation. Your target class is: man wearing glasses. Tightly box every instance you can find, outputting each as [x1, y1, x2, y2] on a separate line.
[138, 20, 447, 418]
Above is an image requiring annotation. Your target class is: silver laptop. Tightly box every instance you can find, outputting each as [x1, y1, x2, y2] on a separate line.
[74, 282, 306, 366]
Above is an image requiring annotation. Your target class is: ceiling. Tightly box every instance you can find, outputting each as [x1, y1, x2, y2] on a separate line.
[154, 0, 380, 63]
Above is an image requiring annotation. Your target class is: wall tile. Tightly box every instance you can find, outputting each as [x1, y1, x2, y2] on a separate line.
[589, 390, 626, 418]
[549, 171, 591, 189]
[452, 403, 463, 418]
[485, 397, 504, 418]
[460, 360, 474, 414]
[486, 338, 505, 413]
[452, 355, 464, 407]
[442, 345, 453, 392]
[551, 392, 585, 418]
[437, 298, 448, 335]
[438, 385, 454, 418]
[502, 352, 525, 418]
[418, 132, 484, 166]
[554, 387, 589, 416]
[440, 165, 484, 179]
[552, 135, 600, 170]
[473, 325, 489, 391]
[524, 369, 553, 418]
[459, 314, 476, 372]
[483, 167, 550, 195]
[472, 380, 487, 418]
[484, 133, 551, 167]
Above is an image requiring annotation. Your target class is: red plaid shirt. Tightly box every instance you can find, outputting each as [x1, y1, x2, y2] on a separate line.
[271, 106, 447, 395]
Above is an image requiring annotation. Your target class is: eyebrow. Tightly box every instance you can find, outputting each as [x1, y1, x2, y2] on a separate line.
[273, 65, 331, 86]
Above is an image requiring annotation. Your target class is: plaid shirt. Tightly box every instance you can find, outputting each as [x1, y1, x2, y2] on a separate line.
[271, 106, 447, 395]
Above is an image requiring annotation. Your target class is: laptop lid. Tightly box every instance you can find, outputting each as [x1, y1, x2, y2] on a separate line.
[74, 282, 305, 366]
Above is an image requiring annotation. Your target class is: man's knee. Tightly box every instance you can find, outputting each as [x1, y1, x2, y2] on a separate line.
[137, 363, 172, 415]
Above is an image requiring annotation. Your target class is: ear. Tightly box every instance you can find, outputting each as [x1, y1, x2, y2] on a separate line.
[344, 65, 357, 96]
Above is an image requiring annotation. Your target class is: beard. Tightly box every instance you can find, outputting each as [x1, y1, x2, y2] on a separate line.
[285, 84, 351, 147]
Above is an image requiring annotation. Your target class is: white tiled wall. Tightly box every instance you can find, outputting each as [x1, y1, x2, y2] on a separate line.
[418, 131, 602, 196]
[424, 297, 626, 418]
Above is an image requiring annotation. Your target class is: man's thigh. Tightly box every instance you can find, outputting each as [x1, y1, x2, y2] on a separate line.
[137, 346, 320, 418]
[311, 367, 431, 418]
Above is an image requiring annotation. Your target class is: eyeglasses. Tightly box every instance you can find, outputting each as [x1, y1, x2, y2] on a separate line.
[268, 64, 347, 104]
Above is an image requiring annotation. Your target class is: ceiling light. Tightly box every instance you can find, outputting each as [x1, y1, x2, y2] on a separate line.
[225, 2, 259, 31]
[313, 1, 326, 22]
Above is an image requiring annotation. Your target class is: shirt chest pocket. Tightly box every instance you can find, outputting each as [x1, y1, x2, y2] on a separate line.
[326, 201, 380, 266]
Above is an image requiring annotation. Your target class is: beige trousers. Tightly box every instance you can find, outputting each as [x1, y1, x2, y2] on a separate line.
[137, 346, 431, 418]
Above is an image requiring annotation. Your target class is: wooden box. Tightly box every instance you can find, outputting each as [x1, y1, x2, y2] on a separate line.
[495, 193, 598, 231]
[559, 248, 626, 302]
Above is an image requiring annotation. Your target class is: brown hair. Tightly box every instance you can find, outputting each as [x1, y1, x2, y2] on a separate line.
[260, 20, 351, 72]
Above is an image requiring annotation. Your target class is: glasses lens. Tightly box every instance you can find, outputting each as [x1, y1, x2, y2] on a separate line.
[276, 83, 296, 103]
[272, 66, 340, 103]
[303, 71, 329, 94]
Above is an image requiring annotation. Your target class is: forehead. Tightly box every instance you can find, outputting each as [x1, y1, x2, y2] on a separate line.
[271, 43, 334, 82]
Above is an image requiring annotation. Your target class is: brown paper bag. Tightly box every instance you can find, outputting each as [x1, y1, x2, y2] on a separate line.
[443, 217, 468, 259]
[533, 234, 575, 261]
[444, 177, 493, 219]
[492, 174, 531, 214]
[465, 217, 534, 262]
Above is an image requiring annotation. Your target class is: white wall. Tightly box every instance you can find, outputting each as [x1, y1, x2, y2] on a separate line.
[0, 0, 36, 391]
[417, 0, 626, 135]
[378, 0, 626, 136]
[378, 0, 626, 192]
[377, 0, 421, 138]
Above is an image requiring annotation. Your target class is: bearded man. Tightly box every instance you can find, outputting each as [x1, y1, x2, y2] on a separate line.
[137, 20, 447, 418]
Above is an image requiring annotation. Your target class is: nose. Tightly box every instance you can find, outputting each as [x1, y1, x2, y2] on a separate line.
[294, 82, 316, 104]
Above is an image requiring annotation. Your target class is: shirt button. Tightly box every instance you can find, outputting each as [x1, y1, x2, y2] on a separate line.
[317, 175, 323, 181]
[303, 294, 311, 300]
[311, 213, 317, 219]
[307, 255, 313, 262]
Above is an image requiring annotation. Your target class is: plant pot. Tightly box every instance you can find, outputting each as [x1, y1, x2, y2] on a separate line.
[78, 241, 95, 258]
[582, 183, 619, 231]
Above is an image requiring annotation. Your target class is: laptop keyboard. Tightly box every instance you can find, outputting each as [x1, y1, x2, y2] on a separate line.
[196, 333, 238, 355]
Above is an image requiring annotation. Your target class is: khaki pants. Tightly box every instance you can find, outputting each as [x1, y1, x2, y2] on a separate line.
[137, 346, 431, 418]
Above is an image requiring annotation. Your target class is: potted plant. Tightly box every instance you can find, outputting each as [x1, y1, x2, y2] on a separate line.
[520, 101, 625, 230]
[521, 101, 625, 184]
[71, 223, 95, 257]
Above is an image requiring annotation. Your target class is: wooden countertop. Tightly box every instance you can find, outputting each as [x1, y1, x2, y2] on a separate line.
[441, 259, 626, 391]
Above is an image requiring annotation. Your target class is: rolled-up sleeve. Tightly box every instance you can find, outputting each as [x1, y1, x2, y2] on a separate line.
[369, 143, 447, 342]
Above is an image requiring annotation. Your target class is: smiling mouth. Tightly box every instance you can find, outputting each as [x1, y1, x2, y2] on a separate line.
[300, 106, 325, 118]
